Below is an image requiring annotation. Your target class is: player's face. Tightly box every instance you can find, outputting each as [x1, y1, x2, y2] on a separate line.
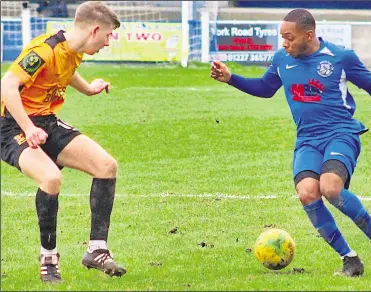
[280, 21, 310, 58]
[84, 24, 114, 55]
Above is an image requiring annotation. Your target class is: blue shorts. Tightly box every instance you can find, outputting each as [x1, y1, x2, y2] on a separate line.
[293, 133, 361, 180]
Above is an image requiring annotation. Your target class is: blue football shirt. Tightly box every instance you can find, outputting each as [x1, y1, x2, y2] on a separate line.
[229, 38, 371, 142]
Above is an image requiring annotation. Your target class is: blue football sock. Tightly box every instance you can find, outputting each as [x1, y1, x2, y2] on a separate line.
[304, 199, 351, 256]
[328, 189, 371, 240]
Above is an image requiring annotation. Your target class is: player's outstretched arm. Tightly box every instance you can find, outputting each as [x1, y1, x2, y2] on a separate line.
[1, 72, 48, 148]
[210, 60, 282, 98]
[70, 72, 111, 96]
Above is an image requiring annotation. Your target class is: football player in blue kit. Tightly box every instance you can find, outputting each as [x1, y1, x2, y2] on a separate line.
[211, 8, 371, 277]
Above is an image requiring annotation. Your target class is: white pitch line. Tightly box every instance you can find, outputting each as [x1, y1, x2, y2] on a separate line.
[1, 191, 371, 201]
[1, 190, 277, 200]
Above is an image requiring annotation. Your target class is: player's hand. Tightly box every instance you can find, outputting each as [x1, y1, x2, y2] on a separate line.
[89, 79, 111, 95]
[210, 60, 232, 83]
[24, 126, 48, 149]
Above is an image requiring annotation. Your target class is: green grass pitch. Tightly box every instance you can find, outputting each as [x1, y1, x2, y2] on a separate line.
[1, 62, 370, 291]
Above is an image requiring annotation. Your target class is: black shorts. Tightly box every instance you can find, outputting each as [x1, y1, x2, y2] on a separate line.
[1, 115, 81, 171]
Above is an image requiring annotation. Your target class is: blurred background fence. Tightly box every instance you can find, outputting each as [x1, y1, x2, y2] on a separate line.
[1, 1, 370, 67]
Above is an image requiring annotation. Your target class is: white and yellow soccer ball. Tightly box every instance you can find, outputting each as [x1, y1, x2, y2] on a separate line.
[254, 228, 296, 270]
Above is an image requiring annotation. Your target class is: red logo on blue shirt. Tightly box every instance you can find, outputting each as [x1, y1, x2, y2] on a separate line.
[292, 79, 325, 103]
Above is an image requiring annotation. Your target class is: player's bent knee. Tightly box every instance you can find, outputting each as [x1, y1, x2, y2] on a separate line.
[320, 160, 348, 198]
[103, 156, 117, 176]
[319, 174, 343, 200]
[94, 156, 118, 178]
[39, 171, 62, 194]
[297, 190, 321, 206]
[296, 179, 321, 206]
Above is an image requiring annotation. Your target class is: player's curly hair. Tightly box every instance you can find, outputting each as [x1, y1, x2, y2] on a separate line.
[284, 9, 316, 31]
[75, 1, 120, 29]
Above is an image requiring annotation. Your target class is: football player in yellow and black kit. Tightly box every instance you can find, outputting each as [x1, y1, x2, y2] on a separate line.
[1, 1, 126, 283]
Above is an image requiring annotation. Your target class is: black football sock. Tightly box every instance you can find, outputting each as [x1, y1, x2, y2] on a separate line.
[35, 188, 59, 250]
[89, 178, 116, 241]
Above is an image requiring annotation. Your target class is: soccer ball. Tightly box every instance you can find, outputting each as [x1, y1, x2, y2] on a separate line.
[254, 228, 296, 270]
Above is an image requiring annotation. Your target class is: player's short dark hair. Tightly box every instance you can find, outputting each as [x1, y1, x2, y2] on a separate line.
[283, 9, 316, 31]
[75, 1, 120, 29]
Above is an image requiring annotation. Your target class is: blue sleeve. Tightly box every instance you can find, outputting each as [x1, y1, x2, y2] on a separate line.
[227, 55, 283, 98]
[344, 50, 371, 95]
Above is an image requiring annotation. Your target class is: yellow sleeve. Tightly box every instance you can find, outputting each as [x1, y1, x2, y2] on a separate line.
[9, 44, 53, 88]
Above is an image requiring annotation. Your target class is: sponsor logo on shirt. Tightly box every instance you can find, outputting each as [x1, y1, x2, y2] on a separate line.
[292, 79, 325, 103]
[43, 86, 66, 103]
